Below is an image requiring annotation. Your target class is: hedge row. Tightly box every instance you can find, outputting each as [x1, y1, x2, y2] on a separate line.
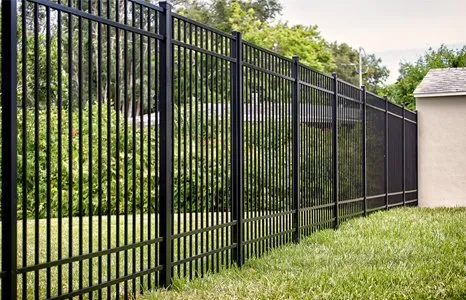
[3, 105, 363, 219]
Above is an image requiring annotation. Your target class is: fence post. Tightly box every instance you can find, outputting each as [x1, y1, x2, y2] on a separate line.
[362, 86, 367, 217]
[332, 73, 339, 229]
[292, 56, 300, 243]
[158, 1, 173, 287]
[1, 1, 18, 298]
[384, 97, 389, 210]
[231, 31, 244, 267]
[402, 106, 406, 206]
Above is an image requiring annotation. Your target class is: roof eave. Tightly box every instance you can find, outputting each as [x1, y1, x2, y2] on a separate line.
[414, 91, 466, 98]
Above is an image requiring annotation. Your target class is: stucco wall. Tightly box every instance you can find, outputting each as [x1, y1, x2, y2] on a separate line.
[417, 96, 466, 207]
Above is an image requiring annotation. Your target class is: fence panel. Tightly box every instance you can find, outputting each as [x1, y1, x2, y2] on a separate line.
[366, 93, 387, 211]
[337, 81, 364, 221]
[241, 42, 294, 260]
[1, 1, 418, 297]
[11, 1, 164, 298]
[170, 12, 235, 280]
[405, 111, 418, 204]
[388, 102, 404, 207]
[298, 65, 335, 235]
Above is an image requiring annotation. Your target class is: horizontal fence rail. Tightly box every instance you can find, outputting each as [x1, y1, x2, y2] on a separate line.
[1, 1, 418, 298]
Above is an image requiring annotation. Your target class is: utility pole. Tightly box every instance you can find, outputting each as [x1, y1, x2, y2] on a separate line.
[358, 47, 367, 87]
[337, 46, 367, 88]
[359, 47, 363, 87]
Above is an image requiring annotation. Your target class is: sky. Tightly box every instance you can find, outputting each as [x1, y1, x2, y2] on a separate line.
[278, 0, 466, 83]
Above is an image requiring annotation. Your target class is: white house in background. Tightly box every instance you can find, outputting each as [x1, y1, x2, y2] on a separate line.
[415, 68, 466, 207]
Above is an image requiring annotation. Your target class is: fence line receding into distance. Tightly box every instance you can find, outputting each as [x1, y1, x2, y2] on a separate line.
[1, 1, 418, 298]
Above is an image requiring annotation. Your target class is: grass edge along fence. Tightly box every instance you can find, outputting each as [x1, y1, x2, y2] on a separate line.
[1, 1, 418, 299]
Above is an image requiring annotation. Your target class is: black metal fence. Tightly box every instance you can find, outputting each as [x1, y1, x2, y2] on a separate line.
[1, 0, 418, 298]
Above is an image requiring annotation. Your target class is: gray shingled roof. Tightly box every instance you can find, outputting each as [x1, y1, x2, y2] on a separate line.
[414, 68, 466, 97]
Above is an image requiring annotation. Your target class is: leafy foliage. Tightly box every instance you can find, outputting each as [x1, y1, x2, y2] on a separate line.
[173, 0, 283, 32]
[9, 105, 363, 219]
[330, 42, 389, 92]
[380, 45, 466, 109]
[228, 3, 334, 73]
[175, 2, 389, 82]
[174, 1, 334, 73]
[17, 17, 67, 107]
[5, 1, 382, 221]
[14, 105, 158, 219]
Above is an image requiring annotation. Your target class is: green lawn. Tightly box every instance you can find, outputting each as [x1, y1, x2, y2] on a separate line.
[144, 207, 466, 299]
[8, 213, 231, 299]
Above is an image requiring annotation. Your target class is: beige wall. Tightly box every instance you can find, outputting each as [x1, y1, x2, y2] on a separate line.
[417, 96, 466, 207]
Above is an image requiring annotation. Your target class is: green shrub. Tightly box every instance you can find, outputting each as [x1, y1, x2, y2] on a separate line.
[5, 105, 363, 219]
[14, 104, 157, 219]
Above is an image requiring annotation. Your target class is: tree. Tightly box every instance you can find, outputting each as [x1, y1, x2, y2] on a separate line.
[330, 42, 389, 93]
[240, 0, 282, 22]
[12, 1, 158, 115]
[364, 54, 390, 93]
[380, 45, 466, 109]
[174, 0, 282, 32]
[228, 3, 334, 73]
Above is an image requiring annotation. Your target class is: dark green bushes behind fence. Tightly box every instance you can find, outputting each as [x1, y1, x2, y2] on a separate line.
[9, 105, 362, 219]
